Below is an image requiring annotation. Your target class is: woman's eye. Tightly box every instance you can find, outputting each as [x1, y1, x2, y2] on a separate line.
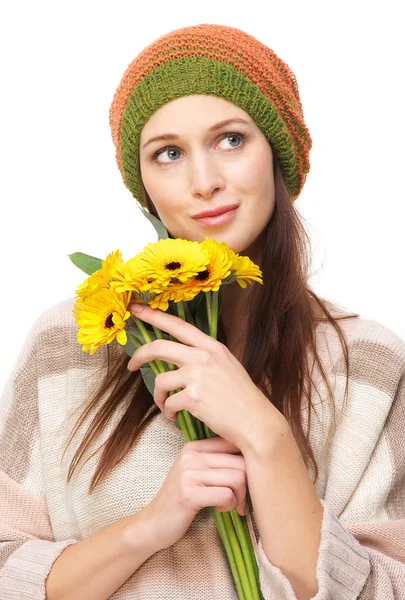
[152, 132, 246, 164]
[221, 133, 244, 149]
[158, 148, 181, 162]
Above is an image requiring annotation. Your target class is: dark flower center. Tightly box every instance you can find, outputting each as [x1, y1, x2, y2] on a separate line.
[166, 261, 181, 271]
[105, 313, 114, 329]
[195, 269, 210, 282]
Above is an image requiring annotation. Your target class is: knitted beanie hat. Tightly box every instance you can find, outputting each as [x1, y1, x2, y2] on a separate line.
[109, 23, 312, 205]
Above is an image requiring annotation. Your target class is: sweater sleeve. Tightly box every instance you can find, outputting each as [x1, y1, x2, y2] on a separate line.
[250, 327, 405, 600]
[0, 311, 78, 599]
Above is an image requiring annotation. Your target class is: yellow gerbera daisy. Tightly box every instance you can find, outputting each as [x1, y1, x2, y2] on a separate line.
[115, 238, 212, 308]
[73, 296, 84, 324]
[76, 249, 123, 300]
[171, 237, 233, 299]
[110, 255, 168, 310]
[135, 238, 210, 288]
[110, 255, 148, 295]
[147, 288, 174, 312]
[225, 252, 263, 288]
[76, 287, 131, 355]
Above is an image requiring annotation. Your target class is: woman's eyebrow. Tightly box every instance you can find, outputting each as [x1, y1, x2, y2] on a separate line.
[142, 117, 250, 150]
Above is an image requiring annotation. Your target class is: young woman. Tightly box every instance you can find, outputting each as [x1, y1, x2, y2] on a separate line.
[1, 23, 404, 600]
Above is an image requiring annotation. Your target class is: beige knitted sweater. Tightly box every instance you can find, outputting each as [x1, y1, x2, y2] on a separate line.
[1, 298, 405, 599]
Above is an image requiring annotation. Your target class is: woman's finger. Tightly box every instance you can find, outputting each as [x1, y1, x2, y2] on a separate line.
[128, 340, 206, 371]
[129, 303, 215, 350]
[185, 437, 243, 454]
[187, 468, 247, 513]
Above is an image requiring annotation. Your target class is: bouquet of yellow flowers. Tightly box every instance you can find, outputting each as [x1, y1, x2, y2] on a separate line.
[71, 206, 264, 600]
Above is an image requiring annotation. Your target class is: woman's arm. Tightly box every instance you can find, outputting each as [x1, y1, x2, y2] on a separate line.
[1, 304, 160, 600]
[45, 508, 159, 600]
[238, 323, 405, 600]
[240, 412, 323, 600]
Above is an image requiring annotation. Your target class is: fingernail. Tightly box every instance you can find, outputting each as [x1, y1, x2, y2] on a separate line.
[130, 303, 145, 313]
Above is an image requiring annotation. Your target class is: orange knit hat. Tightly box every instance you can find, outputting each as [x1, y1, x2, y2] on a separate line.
[109, 23, 312, 204]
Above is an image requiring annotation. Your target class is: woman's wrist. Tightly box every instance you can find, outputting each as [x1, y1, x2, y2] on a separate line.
[238, 402, 291, 459]
[121, 507, 163, 559]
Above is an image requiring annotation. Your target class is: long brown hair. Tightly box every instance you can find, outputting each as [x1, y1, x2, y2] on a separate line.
[63, 152, 358, 492]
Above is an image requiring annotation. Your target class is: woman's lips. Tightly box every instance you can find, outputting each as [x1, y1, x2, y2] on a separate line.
[193, 207, 238, 227]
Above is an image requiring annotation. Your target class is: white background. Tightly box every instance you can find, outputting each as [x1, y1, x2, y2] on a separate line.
[1, 1, 404, 394]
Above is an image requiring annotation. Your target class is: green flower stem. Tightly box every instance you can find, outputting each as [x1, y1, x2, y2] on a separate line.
[181, 407, 199, 440]
[128, 331, 160, 377]
[195, 418, 206, 439]
[152, 325, 164, 340]
[206, 291, 212, 331]
[167, 303, 201, 441]
[183, 300, 196, 326]
[214, 504, 260, 600]
[204, 423, 212, 438]
[223, 511, 254, 600]
[206, 291, 219, 339]
[151, 325, 173, 372]
[173, 403, 192, 442]
[241, 514, 262, 595]
[230, 511, 262, 600]
[176, 299, 196, 329]
[133, 317, 167, 374]
[204, 291, 218, 439]
[210, 507, 247, 600]
[176, 301, 186, 321]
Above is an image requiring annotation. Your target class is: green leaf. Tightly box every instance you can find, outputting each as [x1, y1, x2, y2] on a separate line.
[126, 327, 145, 345]
[120, 332, 140, 357]
[121, 328, 171, 357]
[195, 293, 210, 335]
[137, 203, 169, 240]
[188, 290, 205, 318]
[119, 332, 158, 397]
[69, 252, 102, 275]
[166, 302, 179, 317]
[126, 326, 171, 344]
[140, 363, 158, 397]
[121, 329, 173, 398]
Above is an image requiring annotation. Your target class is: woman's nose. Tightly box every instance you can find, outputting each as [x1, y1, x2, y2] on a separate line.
[189, 152, 226, 199]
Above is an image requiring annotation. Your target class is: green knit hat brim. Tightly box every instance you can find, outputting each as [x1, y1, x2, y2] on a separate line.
[120, 56, 307, 202]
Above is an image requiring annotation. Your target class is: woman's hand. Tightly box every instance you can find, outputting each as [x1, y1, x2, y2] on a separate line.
[127, 303, 286, 452]
[142, 437, 248, 551]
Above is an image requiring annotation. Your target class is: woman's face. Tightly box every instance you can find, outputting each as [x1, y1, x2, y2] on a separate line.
[139, 95, 275, 258]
